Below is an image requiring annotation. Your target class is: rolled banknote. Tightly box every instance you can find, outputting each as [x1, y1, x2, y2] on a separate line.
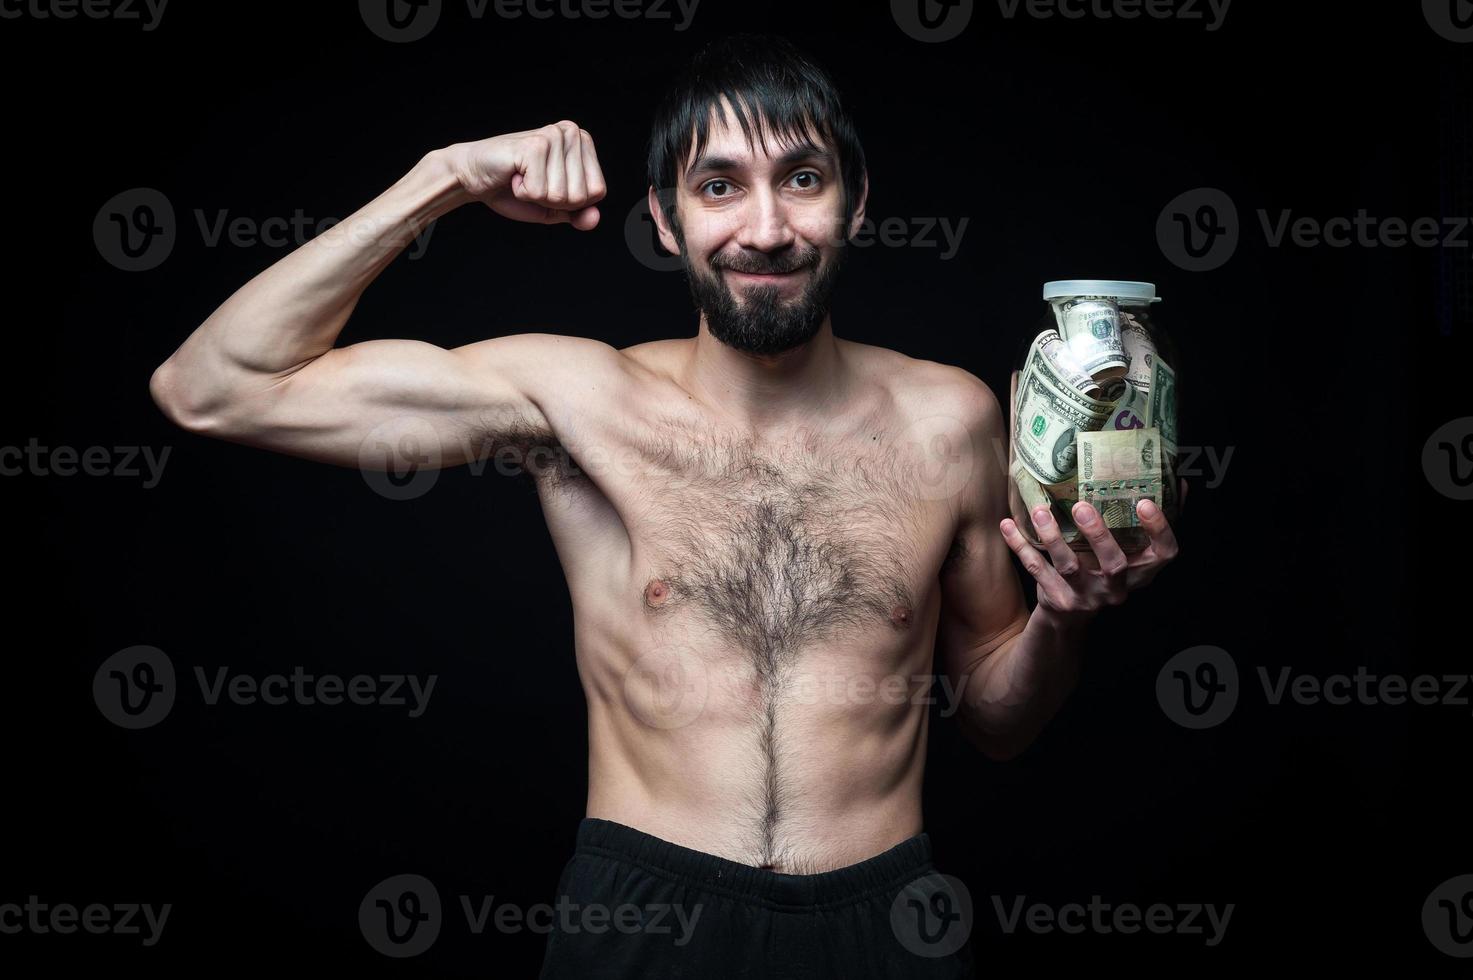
[1145, 355, 1178, 459]
[1120, 311, 1157, 391]
[1037, 328, 1101, 397]
[1051, 297, 1127, 383]
[1104, 378, 1150, 432]
[1077, 428, 1163, 552]
[1046, 475, 1082, 545]
[1014, 330, 1114, 485]
[1008, 457, 1084, 546]
[1011, 457, 1053, 518]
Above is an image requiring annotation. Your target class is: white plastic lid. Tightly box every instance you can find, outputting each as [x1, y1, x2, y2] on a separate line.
[1043, 280, 1161, 304]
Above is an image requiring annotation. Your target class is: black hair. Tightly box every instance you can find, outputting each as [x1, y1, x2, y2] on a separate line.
[646, 34, 867, 248]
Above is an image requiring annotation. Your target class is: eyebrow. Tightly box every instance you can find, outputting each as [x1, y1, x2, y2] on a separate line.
[684, 143, 837, 183]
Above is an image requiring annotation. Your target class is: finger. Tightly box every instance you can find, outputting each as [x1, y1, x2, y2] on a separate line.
[580, 129, 607, 201]
[1000, 518, 1068, 594]
[568, 129, 604, 231]
[544, 124, 567, 207]
[1071, 502, 1128, 580]
[560, 122, 586, 203]
[1029, 505, 1081, 577]
[1135, 498, 1179, 563]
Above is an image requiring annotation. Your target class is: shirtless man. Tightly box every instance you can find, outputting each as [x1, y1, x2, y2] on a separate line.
[149, 34, 1178, 979]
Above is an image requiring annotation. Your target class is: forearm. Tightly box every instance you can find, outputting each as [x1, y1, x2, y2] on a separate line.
[953, 607, 1090, 760]
[152, 148, 470, 417]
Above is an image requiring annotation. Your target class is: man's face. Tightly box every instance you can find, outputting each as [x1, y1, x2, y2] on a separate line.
[652, 101, 865, 356]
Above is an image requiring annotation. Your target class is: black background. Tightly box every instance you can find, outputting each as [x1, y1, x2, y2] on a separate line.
[4, 0, 1471, 974]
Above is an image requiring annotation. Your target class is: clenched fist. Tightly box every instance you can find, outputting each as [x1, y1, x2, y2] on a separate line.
[446, 121, 607, 230]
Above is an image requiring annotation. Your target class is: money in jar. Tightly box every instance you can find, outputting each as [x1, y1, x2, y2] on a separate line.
[1008, 280, 1181, 554]
[1047, 285, 1128, 384]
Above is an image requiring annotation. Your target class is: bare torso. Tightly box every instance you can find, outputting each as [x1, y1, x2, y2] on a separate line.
[523, 336, 974, 872]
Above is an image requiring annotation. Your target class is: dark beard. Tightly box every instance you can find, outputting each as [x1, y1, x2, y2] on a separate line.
[681, 244, 846, 356]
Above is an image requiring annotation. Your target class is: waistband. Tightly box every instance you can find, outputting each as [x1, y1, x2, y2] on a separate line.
[573, 817, 934, 909]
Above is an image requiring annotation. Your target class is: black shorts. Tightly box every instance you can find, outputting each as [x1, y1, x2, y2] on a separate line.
[538, 817, 978, 979]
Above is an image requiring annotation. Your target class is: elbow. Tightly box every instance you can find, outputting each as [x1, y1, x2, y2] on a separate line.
[149, 358, 225, 435]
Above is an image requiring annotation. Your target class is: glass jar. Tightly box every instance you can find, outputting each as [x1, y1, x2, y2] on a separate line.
[1007, 280, 1180, 554]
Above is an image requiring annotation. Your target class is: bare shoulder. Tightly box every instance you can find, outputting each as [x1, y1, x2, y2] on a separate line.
[615, 336, 691, 377]
[839, 338, 1004, 436]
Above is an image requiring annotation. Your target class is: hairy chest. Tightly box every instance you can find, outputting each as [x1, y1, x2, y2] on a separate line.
[624, 423, 951, 672]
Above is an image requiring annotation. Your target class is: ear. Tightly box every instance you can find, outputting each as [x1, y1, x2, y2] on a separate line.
[648, 185, 681, 256]
[846, 170, 870, 242]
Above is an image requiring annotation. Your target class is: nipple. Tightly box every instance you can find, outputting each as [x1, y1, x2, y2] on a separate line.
[890, 604, 914, 629]
[644, 578, 671, 607]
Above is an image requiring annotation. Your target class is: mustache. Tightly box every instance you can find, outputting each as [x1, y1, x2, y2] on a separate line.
[710, 252, 819, 275]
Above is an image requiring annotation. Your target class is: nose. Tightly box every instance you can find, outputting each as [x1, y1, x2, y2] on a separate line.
[733, 183, 796, 255]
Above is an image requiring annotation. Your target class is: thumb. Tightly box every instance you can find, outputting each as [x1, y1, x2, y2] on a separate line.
[569, 205, 600, 231]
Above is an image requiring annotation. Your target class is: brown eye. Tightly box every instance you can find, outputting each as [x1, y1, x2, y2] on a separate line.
[703, 180, 732, 198]
[791, 172, 820, 189]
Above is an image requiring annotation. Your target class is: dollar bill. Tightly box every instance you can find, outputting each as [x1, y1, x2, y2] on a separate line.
[1145, 355, 1178, 458]
[1014, 330, 1115, 484]
[1078, 428, 1163, 551]
[1011, 457, 1053, 518]
[1104, 379, 1150, 432]
[1047, 476, 1082, 544]
[1120, 311, 1157, 391]
[1052, 297, 1127, 382]
[1037, 328, 1101, 397]
[1009, 458, 1084, 545]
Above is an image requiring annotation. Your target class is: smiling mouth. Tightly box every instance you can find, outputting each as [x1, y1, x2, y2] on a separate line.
[725, 268, 807, 281]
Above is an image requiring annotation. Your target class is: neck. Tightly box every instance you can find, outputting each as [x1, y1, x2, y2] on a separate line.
[681, 315, 849, 433]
